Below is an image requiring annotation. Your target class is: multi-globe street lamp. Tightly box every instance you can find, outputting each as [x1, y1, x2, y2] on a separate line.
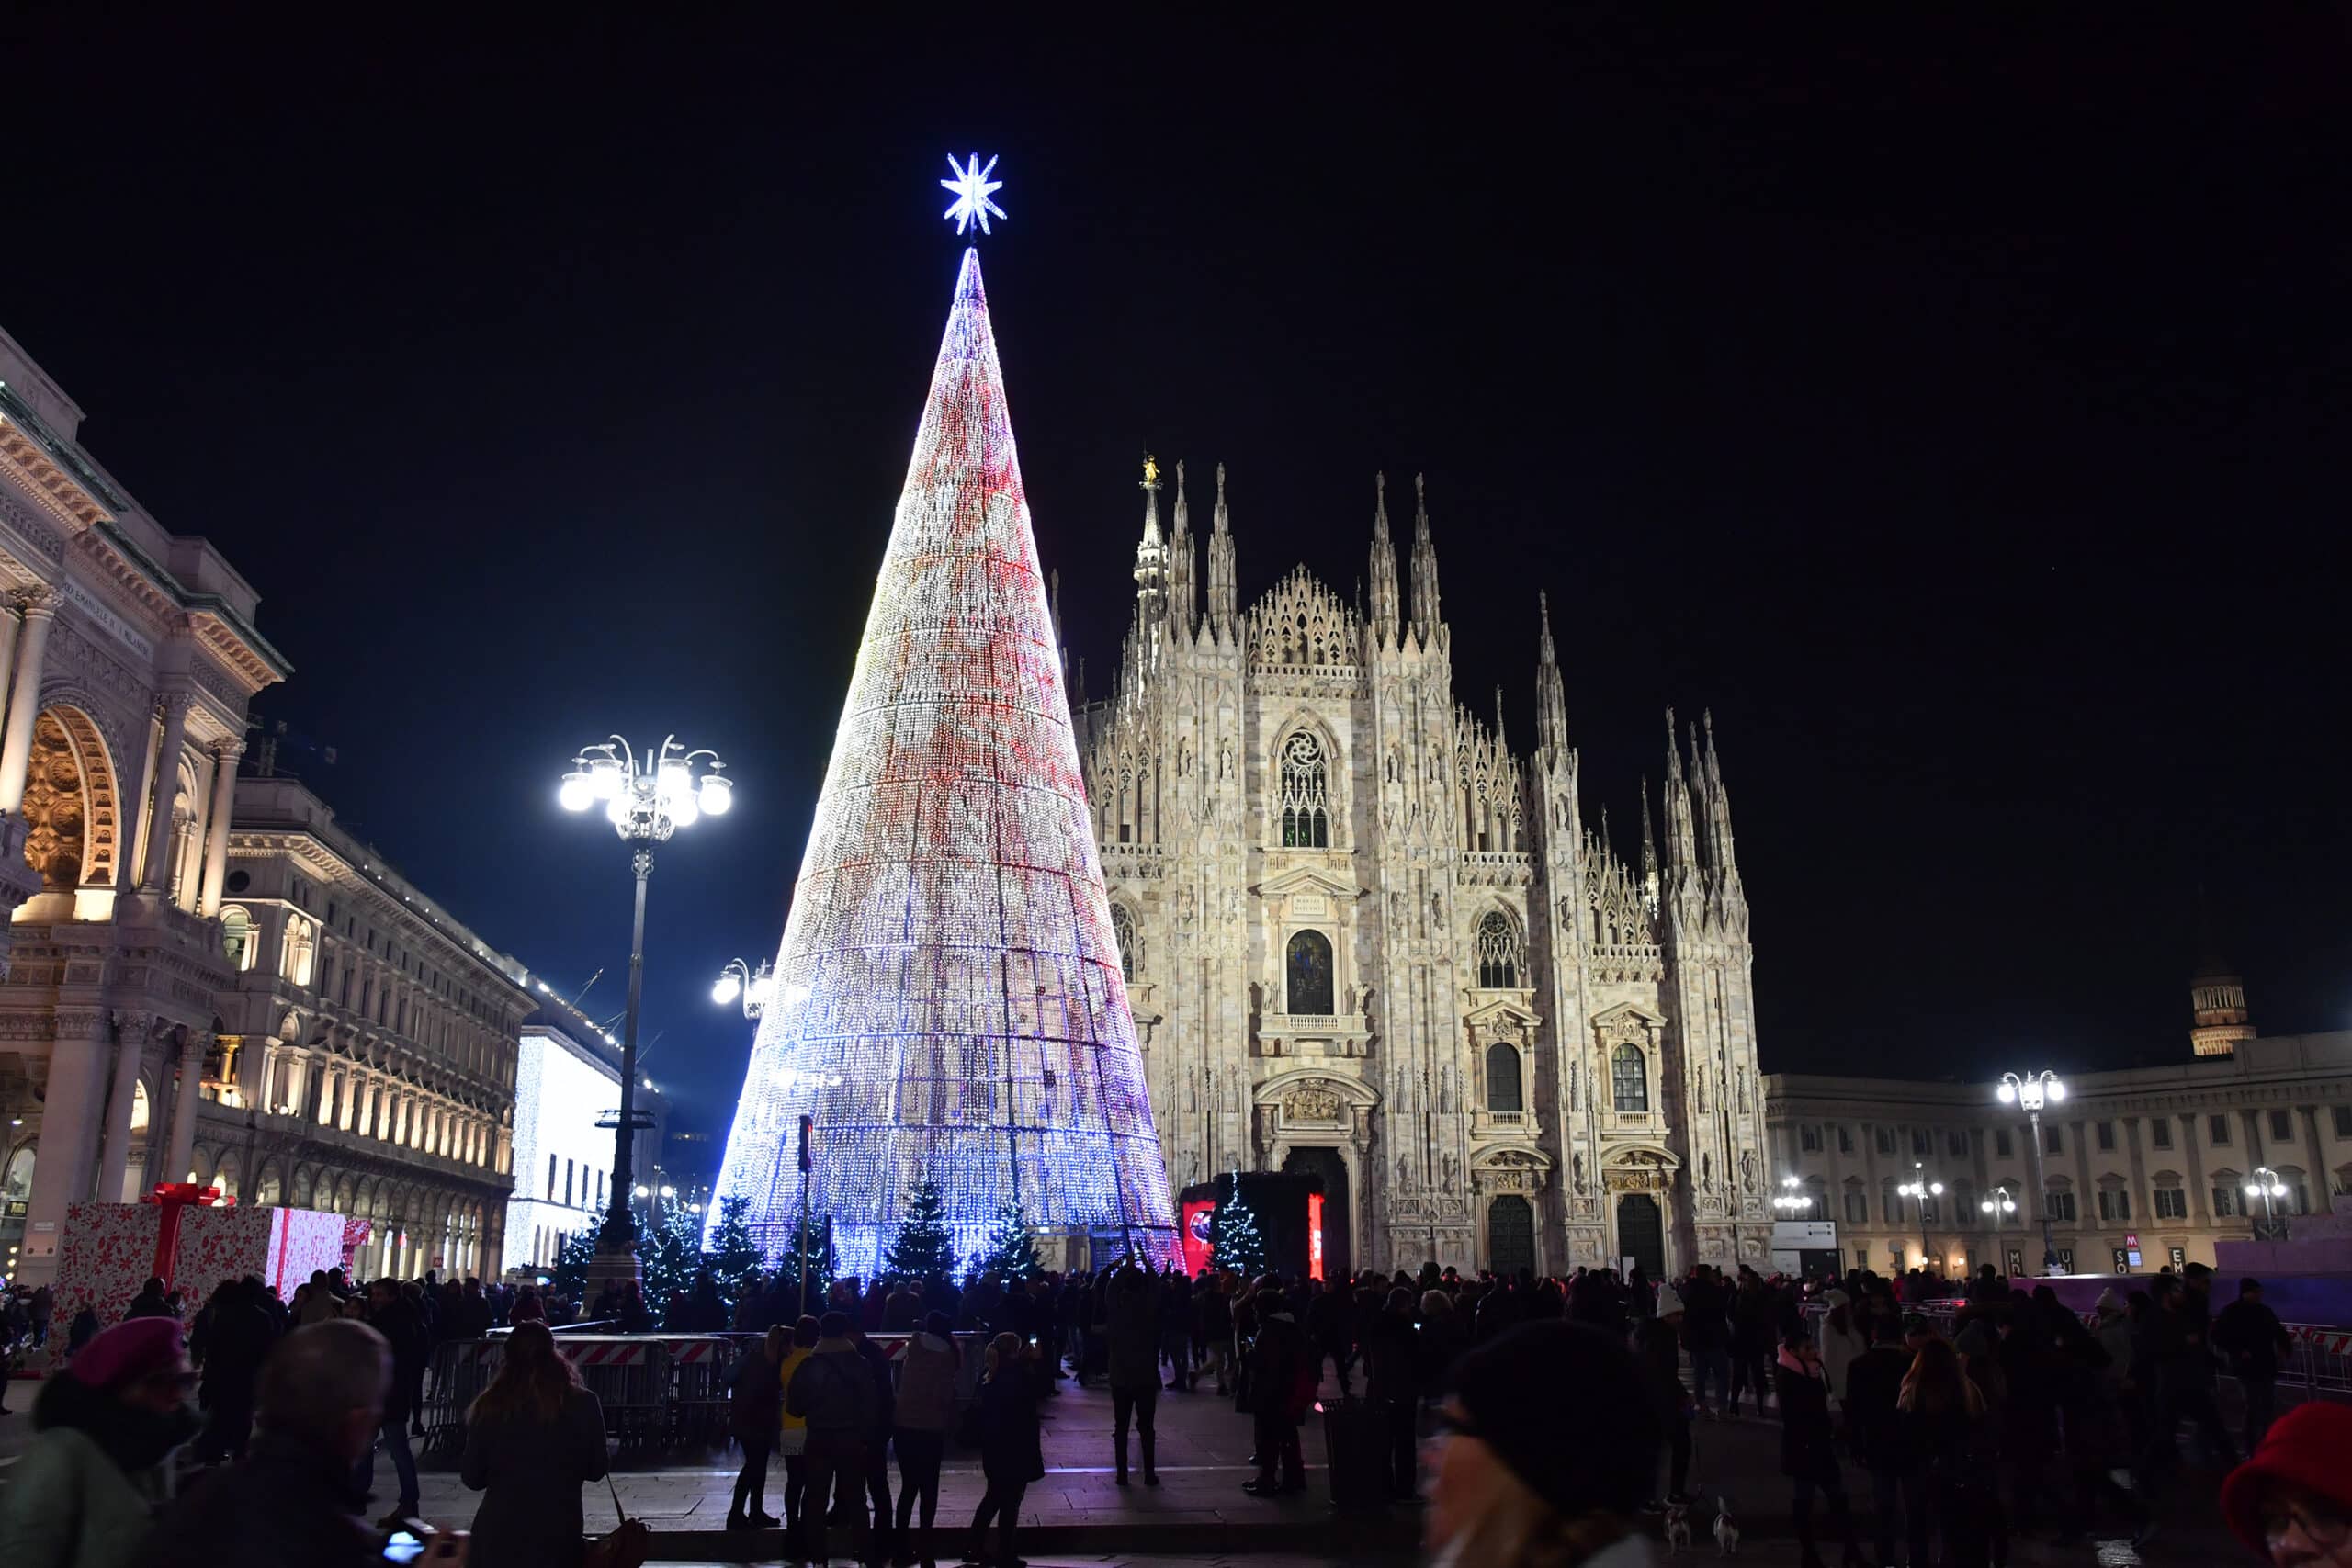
[1996, 1068, 2067, 1273]
[559, 735, 731, 1256]
[1773, 1174, 1811, 1214]
[1897, 1162, 1943, 1267]
[1980, 1183, 2018, 1222]
[2245, 1165, 2291, 1241]
[712, 958, 775, 1018]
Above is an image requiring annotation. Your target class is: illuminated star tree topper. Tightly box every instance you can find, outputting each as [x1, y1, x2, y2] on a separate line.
[941, 152, 1007, 235]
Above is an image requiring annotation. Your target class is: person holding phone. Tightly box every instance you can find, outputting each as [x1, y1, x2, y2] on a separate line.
[130, 1319, 469, 1568]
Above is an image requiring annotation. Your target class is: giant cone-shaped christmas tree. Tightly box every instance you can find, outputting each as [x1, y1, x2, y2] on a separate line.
[710, 248, 1182, 1278]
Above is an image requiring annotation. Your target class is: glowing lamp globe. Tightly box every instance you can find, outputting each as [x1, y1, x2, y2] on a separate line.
[559, 773, 596, 812]
[590, 757, 625, 798]
[671, 794, 700, 829]
[712, 972, 743, 1005]
[2047, 1079, 2066, 1101]
[697, 773, 733, 815]
[1997, 1081, 2018, 1104]
[604, 794, 629, 827]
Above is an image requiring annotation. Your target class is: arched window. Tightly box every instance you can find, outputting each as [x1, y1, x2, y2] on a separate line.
[1111, 905, 1137, 983]
[1485, 1041, 1523, 1113]
[220, 906, 255, 972]
[1278, 731, 1330, 848]
[1476, 911, 1521, 987]
[1611, 1043, 1648, 1112]
[1286, 929, 1334, 1014]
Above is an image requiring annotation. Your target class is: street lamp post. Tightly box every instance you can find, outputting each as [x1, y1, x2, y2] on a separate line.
[560, 735, 731, 1264]
[712, 958, 775, 1019]
[2245, 1166, 2290, 1242]
[1773, 1175, 1810, 1214]
[1897, 1163, 1944, 1269]
[1996, 1069, 2067, 1274]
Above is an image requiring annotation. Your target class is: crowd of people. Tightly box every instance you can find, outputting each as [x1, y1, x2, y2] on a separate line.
[1, 1252, 2346, 1568]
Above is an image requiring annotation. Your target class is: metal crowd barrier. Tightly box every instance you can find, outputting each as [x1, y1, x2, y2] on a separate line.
[1792, 1301, 2352, 1403]
[418, 1329, 989, 1458]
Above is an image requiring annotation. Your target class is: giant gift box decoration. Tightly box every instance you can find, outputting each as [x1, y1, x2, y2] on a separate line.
[708, 248, 1182, 1276]
[51, 1193, 352, 1323]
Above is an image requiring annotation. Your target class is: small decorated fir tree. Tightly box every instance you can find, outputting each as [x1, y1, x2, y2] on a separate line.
[635, 1204, 707, 1325]
[977, 1196, 1044, 1281]
[1209, 1169, 1268, 1278]
[883, 1178, 957, 1281]
[707, 1195, 766, 1289]
[775, 1213, 837, 1318]
[548, 1228, 597, 1300]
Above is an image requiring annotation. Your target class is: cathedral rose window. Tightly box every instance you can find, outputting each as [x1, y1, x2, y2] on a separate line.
[1278, 731, 1331, 848]
[1476, 910, 1521, 987]
[1286, 929, 1334, 1014]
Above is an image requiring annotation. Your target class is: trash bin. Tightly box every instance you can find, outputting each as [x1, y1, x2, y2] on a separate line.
[1320, 1395, 1389, 1510]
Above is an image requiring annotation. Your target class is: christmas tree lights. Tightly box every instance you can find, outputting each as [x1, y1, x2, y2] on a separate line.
[977, 1197, 1045, 1281]
[1209, 1170, 1268, 1279]
[708, 245, 1182, 1280]
[884, 1178, 957, 1281]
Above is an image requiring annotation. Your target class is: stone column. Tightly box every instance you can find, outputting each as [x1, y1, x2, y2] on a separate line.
[0, 591, 57, 815]
[196, 742, 243, 916]
[0, 601, 20, 746]
[96, 1014, 151, 1202]
[165, 1033, 206, 1186]
[139, 696, 193, 891]
[16, 1011, 110, 1284]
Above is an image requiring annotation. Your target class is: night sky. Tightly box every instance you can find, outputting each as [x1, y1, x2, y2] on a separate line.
[4, 15, 2345, 1158]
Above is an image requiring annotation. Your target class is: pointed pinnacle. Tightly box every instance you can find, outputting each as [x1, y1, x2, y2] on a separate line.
[1414, 472, 1430, 538]
[1214, 461, 1229, 532]
[1374, 471, 1390, 536]
[1537, 591, 1556, 662]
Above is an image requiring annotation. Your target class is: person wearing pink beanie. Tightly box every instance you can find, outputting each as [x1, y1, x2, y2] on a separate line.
[0, 1318, 200, 1568]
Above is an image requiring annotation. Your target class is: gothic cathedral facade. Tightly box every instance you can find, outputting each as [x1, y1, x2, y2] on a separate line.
[1070, 462, 1771, 1279]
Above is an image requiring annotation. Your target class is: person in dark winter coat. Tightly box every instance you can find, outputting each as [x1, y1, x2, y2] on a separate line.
[193, 1278, 277, 1464]
[969, 1333, 1042, 1566]
[893, 1312, 960, 1568]
[2213, 1277, 2295, 1451]
[364, 1279, 427, 1527]
[1773, 1327, 1863, 1568]
[1838, 1314, 1915, 1567]
[133, 1320, 465, 1568]
[726, 1325, 786, 1530]
[1634, 1284, 1694, 1506]
[1242, 1279, 1308, 1496]
[458, 1321, 610, 1568]
[1358, 1287, 1422, 1500]
[786, 1312, 876, 1567]
[1105, 1264, 1163, 1486]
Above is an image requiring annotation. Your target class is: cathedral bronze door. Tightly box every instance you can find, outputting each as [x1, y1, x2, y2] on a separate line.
[1615, 1193, 1665, 1279]
[1282, 1145, 1351, 1281]
[1487, 1194, 1535, 1279]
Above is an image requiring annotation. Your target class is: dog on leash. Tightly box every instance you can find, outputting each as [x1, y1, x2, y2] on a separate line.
[1711, 1496, 1740, 1556]
[1662, 1501, 1692, 1553]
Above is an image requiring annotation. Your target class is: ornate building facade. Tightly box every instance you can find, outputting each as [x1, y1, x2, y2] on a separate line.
[1071, 461, 1770, 1279]
[0, 325, 519, 1287]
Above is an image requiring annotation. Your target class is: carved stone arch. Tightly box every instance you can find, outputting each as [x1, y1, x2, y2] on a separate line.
[20, 701, 124, 894]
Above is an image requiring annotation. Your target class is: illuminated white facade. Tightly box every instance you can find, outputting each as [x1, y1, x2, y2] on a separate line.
[506, 1010, 622, 1274]
[1077, 466, 1770, 1281]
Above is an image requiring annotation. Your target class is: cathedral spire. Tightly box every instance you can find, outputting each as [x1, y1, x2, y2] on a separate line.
[1534, 590, 1568, 753]
[1166, 457, 1198, 637]
[1700, 708, 1739, 881]
[1132, 454, 1167, 626]
[1205, 459, 1238, 638]
[1493, 684, 1509, 754]
[1662, 707, 1699, 877]
[1409, 472, 1442, 645]
[1367, 471, 1401, 647]
[1638, 776, 1660, 905]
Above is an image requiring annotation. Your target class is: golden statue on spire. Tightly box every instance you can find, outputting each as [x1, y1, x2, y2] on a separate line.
[1141, 453, 1159, 489]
